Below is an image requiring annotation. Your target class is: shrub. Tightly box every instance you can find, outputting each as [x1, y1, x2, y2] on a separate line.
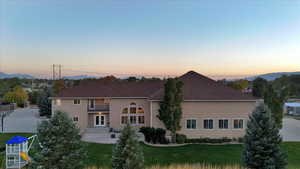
[156, 128, 167, 144]
[176, 133, 187, 144]
[139, 127, 167, 144]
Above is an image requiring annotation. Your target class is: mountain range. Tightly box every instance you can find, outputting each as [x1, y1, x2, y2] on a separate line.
[245, 71, 300, 81]
[1, 71, 300, 81]
[0, 72, 35, 79]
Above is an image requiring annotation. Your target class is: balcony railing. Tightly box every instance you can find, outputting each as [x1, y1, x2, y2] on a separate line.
[88, 103, 110, 112]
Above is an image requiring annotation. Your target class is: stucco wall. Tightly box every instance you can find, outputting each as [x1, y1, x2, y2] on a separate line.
[151, 101, 257, 139]
[52, 99, 88, 133]
[109, 98, 150, 130]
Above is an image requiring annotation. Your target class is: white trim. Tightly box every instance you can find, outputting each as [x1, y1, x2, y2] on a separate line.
[218, 119, 229, 130]
[88, 99, 95, 110]
[185, 119, 197, 130]
[94, 114, 106, 127]
[73, 99, 81, 105]
[203, 118, 214, 130]
[232, 118, 245, 130]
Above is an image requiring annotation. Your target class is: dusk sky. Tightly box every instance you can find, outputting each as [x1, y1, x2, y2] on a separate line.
[1, 0, 300, 79]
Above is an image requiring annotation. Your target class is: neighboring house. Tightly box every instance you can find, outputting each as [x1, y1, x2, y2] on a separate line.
[51, 71, 258, 139]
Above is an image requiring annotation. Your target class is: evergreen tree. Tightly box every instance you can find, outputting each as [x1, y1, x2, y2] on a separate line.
[37, 89, 52, 117]
[242, 103, 287, 169]
[112, 124, 144, 169]
[29, 111, 87, 169]
[157, 78, 183, 143]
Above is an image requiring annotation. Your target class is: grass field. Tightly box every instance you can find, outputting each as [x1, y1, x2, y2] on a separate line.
[1, 133, 300, 169]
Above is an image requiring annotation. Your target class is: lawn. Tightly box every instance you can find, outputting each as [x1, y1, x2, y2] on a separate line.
[1, 133, 300, 169]
[86, 142, 300, 169]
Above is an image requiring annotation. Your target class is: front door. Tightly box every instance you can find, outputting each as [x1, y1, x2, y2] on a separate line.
[95, 115, 105, 127]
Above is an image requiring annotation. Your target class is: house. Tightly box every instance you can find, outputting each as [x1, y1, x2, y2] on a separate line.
[51, 71, 258, 139]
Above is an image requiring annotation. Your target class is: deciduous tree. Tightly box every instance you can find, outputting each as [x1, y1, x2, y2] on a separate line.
[157, 78, 183, 143]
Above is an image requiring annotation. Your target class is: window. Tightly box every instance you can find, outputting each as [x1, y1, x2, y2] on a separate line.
[122, 108, 128, 114]
[74, 99, 80, 105]
[121, 103, 144, 125]
[129, 102, 137, 114]
[121, 116, 128, 124]
[186, 119, 197, 129]
[89, 99, 95, 109]
[204, 119, 213, 129]
[130, 116, 137, 124]
[219, 119, 229, 129]
[137, 107, 144, 113]
[73, 116, 79, 122]
[138, 116, 145, 124]
[233, 119, 244, 129]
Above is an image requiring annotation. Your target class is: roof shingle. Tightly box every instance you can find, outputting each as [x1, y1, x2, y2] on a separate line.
[56, 71, 257, 101]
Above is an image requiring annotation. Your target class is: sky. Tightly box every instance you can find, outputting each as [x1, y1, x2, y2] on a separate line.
[1, 0, 300, 79]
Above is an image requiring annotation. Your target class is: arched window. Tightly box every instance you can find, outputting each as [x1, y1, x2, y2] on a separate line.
[130, 102, 137, 114]
[122, 108, 128, 114]
[121, 103, 145, 125]
[137, 107, 144, 114]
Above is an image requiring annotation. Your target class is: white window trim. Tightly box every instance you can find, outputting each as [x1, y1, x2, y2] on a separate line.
[232, 118, 245, 130]
[186, 119, 197, 130]
[94, 114, 106, 127]
[73, 99, 81, 105]
[120, 103, 145, 125]
[203, 118, 214, 130]
[218, 119, 230, 130]
[120, 115, 129, 125]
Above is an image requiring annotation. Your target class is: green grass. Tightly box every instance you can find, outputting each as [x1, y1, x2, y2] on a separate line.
[1, 133, 300, 169]
[86, 142, 300, 169]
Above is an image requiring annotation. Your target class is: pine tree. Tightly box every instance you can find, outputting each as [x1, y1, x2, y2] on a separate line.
[157, 78, 183, 143]
[242, 103, 287, 169]
[37, 89, 52, 117]
[112, 124, 144, 169]
[29, 111, 87, 169]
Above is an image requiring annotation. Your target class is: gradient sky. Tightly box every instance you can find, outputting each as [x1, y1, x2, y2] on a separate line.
[1, 0, 300, 79]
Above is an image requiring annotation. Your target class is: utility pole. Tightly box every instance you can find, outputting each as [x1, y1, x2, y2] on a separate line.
[53, 64, 55, 80]
[59, 64, 62, 79]
[52, 64, 62, 80]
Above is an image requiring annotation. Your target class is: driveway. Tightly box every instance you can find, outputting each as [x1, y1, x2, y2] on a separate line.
[280, 118, 300, 141]
[1, 108, 44, 133]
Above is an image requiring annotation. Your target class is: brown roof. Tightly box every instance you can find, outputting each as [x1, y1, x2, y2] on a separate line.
[56, 80, 164, 98]
[150, 71, 257, 100]
[56, 71, 257, 101]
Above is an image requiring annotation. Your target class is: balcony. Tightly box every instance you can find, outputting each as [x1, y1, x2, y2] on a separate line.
[88, 103, 110, 112]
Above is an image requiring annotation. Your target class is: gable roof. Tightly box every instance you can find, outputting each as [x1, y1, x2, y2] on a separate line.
[55, 71, 257, 101]
[56, 80, 164, 98]
[150, 71, 256, 100]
